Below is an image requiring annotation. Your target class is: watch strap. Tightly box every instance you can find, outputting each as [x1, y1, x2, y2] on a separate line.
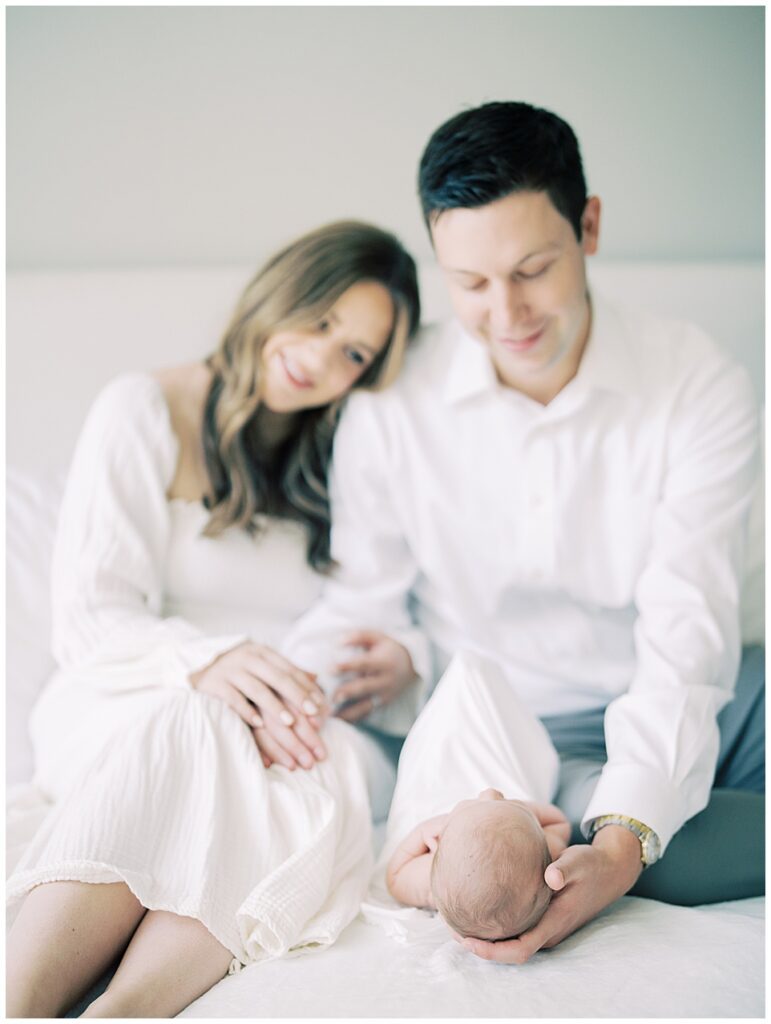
[587, 813, 661, 867]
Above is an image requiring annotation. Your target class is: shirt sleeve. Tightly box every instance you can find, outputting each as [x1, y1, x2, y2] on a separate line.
[50, 374, 246, 689]
[581, 350, 760, 851]
[282, 392, 432, 736]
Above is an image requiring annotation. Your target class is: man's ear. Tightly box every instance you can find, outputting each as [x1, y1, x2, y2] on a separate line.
[580, 196, 601, 256]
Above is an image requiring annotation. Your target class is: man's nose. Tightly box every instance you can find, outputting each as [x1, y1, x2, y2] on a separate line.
[491, 281, 527, 330]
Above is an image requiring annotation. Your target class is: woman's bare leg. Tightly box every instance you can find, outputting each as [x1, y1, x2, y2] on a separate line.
[6, 881, 146, 1018]
[81, 909, 233, 1018]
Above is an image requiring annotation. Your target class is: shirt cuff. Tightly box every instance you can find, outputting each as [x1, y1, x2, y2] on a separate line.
[170, 634, 248, 687]
[580, 763, 696, 853]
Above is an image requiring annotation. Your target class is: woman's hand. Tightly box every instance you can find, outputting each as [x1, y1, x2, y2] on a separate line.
[189, 642, 330, 770]
[331, 630, 418, 723]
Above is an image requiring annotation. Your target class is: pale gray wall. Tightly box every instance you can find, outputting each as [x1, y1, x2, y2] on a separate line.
[7, 6, 764, 270]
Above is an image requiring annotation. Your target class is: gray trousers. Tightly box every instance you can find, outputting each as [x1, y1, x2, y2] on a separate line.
[541, 645, 765, 905]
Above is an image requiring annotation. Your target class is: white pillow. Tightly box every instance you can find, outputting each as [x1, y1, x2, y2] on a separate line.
[6, 466, 63, 784]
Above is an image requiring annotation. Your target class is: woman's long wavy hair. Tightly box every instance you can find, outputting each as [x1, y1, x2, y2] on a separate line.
[201, 220, 420, 571]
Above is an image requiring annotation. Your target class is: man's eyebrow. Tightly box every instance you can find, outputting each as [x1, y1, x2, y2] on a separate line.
[446, 245, 561, 275]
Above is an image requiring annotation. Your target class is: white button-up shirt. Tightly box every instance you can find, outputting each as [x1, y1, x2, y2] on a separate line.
[286, 294, 759, 850]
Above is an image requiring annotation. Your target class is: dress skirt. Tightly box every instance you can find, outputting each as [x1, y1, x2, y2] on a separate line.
[8, 680, 380, 969]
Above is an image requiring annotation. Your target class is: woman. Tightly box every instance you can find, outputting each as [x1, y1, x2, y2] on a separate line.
[7, 221, 422, 1017]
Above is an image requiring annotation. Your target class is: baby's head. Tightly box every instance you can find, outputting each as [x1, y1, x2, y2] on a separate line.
[430, 789, 552, 940]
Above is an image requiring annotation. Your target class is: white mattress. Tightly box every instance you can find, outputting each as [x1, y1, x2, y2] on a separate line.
[179, 896, 763, 1018]
[7, 785, 764, 1018]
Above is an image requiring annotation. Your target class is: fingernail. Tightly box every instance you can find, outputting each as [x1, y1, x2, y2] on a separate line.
[314, 747, 325, 760]
[302, 699, 319, 714]
[252, 714, 263, 728]
[300, 755, 313, 769]
[280, 710, 295, 726]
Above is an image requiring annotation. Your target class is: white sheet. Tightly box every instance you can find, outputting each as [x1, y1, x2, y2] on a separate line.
[177, 895, 764, 1018]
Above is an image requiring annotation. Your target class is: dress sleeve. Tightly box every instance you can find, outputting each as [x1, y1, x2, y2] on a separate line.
[50, 374, 247, 689]
[282, 392, 432, 736]
[582, 351, 760, 851]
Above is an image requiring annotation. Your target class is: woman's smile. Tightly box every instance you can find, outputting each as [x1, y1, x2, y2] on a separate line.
[279, 351, 314, 389]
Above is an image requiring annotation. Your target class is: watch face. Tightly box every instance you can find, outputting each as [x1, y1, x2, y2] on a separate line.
[643, 832, 662, 865]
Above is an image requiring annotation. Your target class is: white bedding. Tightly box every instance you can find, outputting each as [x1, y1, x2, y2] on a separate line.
[179, 896, 764, 1018]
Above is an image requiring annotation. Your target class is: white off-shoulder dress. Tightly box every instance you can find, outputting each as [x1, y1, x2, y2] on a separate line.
[7, 374, 391, 969]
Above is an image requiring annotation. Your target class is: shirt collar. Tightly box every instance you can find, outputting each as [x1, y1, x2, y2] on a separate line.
[572, 291, 641, 400]
[442, 291, 640, 407]
[442, 320, 500, 405]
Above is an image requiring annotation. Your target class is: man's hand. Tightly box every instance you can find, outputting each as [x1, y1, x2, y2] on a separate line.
[332, 630, 417, 722]
[459, 825, 644, 964]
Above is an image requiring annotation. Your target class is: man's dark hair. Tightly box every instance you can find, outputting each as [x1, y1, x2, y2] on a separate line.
[418, 101, 588, 240]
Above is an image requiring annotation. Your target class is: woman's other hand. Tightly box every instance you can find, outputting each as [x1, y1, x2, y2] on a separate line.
[189, 642, 329, 770]
[331, 630, 418, 723]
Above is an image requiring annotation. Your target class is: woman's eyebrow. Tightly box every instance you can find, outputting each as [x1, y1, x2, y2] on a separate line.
[327, 310, 378, 356]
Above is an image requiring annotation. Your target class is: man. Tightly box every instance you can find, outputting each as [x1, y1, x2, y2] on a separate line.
[286, 101, 764, 960]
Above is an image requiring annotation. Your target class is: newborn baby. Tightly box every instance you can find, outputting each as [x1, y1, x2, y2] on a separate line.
[387, 790, 570, 939]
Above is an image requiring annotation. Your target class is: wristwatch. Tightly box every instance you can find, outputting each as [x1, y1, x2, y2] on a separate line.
[588, 814, 662, 867]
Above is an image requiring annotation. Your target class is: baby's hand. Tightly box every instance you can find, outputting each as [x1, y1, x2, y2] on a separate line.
[420, 814, 448, 854]
[543, 823, 570, 860]
[523, 801, 571, 858]
[387, 814, 448, 909]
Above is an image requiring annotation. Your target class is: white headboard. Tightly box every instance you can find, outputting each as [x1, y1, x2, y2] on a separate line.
[7, 259, 763, 478]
